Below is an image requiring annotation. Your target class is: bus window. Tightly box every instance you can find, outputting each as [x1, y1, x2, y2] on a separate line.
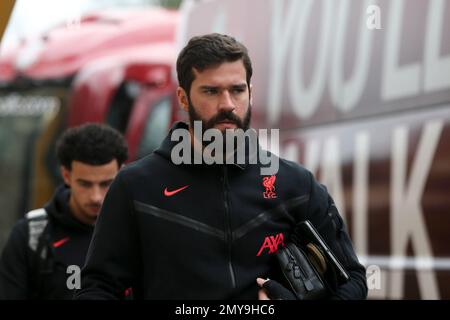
[105, 82, 139, 134]
[136, 97, 171, 159]
[0, 92, 61, 251]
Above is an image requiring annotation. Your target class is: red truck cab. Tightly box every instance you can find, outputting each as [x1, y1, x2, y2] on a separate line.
[67, 41, 182, 161]
[0, 8, 180, 250]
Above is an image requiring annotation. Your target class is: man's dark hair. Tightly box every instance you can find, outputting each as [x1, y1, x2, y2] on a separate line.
[176, 33, 253, 95]
[56, 123, 128, 169]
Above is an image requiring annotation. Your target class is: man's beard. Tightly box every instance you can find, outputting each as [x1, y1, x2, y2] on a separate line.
[187, 97, 252, 134]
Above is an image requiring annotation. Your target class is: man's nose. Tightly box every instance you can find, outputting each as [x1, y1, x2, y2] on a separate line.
[218, 90, 235, 112]
[90, 186, 103, 203]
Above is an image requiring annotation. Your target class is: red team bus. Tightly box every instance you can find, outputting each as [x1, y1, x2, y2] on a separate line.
[177, 0, 450, 299]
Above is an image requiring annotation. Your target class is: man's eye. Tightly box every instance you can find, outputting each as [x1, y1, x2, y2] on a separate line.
[100, 181, 112, 188]
[203, 88, 218, 95]
[232, 88, 245, 94]
[79, 182, 91, 188]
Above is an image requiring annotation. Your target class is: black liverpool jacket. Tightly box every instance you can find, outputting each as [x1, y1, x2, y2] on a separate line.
[75, 122, 367, 300]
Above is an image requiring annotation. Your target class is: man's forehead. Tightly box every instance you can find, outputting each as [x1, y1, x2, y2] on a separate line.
[73, 173, 116, 185]
[193, 60, 247, 86]
[69, 160, 119, 176]
[75, 177, 113, 183]
[192, 60, 246, 78]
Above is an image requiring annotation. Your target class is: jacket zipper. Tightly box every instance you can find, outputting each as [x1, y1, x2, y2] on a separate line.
[285, 244, 314, 291]
[222, 165, 237, 289]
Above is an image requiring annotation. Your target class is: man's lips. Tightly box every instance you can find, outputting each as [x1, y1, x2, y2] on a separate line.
[215, 122, 237, 129]
[216, 120, 236, 125]
[87, 204, 102, 211]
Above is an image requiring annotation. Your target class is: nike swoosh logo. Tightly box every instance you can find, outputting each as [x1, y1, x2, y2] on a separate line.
[52, 237, 70, 248]
[164, 185, 189, 197]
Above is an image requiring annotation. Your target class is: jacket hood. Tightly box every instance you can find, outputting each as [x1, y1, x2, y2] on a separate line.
[44, 185, 94, 232]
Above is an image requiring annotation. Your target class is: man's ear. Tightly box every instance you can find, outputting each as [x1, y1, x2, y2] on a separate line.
[60, 165, 71, 186]
[177, 87, 189, 112]
[249, 84, 253, 105]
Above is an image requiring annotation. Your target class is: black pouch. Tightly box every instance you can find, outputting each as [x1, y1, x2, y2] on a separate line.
[275, 242, 329, 300]
[274, 220, 350, 300]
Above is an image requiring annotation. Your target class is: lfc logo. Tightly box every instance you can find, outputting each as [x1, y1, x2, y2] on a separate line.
[262, 175, 277, 199]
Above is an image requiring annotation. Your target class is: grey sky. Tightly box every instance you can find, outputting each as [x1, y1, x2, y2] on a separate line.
[1, 0, 154, 52]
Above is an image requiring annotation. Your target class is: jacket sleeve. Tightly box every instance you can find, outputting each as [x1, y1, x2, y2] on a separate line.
[305, 172, 368, 300]
[0, 219, 30, 299]
[74, 172, 141, 300]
